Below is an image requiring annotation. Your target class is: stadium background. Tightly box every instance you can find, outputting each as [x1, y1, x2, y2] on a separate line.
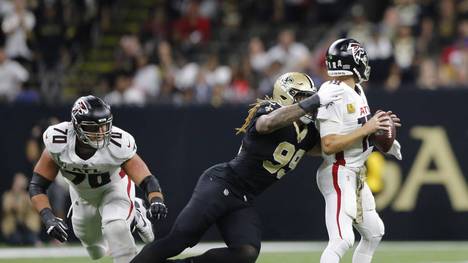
[0, 0, 467, 262]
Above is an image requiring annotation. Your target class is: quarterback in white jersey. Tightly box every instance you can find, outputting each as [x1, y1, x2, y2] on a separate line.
[316, 39, 402, 263]
[29, 95, 168, 263]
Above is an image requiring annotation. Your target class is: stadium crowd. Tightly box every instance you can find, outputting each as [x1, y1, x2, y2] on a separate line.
[0, 0, 467, 106]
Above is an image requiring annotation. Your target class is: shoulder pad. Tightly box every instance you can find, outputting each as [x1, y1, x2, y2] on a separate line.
[43, 122, 72, 154]
[108, 126, 137, 161]
[320, 80, 344, 90]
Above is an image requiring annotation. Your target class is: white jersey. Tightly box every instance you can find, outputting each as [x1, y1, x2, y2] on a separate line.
[316, 80, 373, 168]
[43, 122, 137, 199]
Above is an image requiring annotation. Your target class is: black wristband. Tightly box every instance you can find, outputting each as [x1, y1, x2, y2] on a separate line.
[29, 172, 53, 198]
[39, 207, 55, 222]
[139, 175, 162, 196]
[298, 94, 321, 113]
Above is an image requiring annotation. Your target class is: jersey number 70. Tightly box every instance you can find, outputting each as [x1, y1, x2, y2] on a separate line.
[263, 142, 305, 179]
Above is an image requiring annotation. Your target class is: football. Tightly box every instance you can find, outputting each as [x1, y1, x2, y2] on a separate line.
[370, 111, 396, 153]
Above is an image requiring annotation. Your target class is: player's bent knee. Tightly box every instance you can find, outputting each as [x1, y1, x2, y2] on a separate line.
[102, 219, 137, 257]
[170, 226, 201, 248]
[329, 238, 354, 257]
[236, 245, 259, 263]
[86, 245, 107, 260]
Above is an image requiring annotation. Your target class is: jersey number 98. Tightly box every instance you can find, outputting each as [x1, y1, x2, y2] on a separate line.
[263, 142, 305, 179]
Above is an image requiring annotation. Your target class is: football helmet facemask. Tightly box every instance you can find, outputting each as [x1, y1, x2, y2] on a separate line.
[326, 38, 371, 83]
[71, 95, 113, 149]
[273, 72, 317, 124]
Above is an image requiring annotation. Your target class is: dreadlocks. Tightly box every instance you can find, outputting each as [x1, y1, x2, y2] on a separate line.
[236, 97, 274, 135]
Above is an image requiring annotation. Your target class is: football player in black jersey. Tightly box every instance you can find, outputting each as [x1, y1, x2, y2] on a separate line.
[131, 72, 343, 263]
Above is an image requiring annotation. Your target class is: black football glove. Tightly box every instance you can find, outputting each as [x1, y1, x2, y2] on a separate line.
[146, 197, 168, 222]
[40, 208, 69, 242]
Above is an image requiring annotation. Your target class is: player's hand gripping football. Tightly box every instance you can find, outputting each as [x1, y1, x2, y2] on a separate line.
[40, 208, 69, 242]
[385, 111, 401, 127]
[317, 85, 344, 106]
[363, 111, 391, 135]
[147, 197, 168, 222]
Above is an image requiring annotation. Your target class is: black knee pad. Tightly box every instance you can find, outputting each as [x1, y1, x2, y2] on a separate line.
[234, 245, 259, 263]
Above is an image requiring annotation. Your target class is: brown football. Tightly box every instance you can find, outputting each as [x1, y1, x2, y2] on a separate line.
[370, 111, 396, 153]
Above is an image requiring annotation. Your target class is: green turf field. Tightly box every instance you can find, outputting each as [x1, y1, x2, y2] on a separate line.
[1, 250, 468, 263]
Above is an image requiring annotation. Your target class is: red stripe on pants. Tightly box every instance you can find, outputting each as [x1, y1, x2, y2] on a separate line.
[125, 176, 134, 220]
[333, 152, 346, 239]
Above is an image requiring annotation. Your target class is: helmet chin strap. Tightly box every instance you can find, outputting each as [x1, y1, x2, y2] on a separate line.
[353, 68, 363, 84]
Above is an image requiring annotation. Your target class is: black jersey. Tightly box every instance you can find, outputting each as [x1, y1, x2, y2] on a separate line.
[224, 101, 320, 196]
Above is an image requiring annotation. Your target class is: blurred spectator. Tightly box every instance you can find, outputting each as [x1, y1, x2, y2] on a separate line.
[437, 0, 457, 47]
[365, 26, 393, 87]
[104, 71, 145, 106]
[175, 60, 199, 103]
[439, 18, 468, 87]
[416, 16, 438, 57]
[1, 173, 40, 246]
[258, 60, 283, 97]
[393, 25, 416, 85]
[228, 57, 254, 103]
[268, 29, 310, 73]
[141, 7, 169, 46]
[115, 35, 142, 73]
[380, 4, 400, 39]
[196, 54, 232, 105]
[0, 0, 13, 17]
[347, 4, 372, 45]
[133, 55, 162, 102]
[417, 57, 440, 90]
[249, 37, 271, 74]
[385, 63, 402, 92]
[172, 0, 211, 49]
[34, 2, 66, 104]
[0, 46, 29, 102]
[1, 0, 35, 63]
[199, 0, 219, 21]
[220, 0, 241, 32]
[394, 0, 421, 28]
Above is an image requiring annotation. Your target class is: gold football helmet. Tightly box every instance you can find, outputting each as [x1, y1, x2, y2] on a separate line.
[272, 72, 317, 106]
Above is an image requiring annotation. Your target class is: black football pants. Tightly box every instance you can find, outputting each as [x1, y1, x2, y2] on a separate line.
[131, 163, 262, 263]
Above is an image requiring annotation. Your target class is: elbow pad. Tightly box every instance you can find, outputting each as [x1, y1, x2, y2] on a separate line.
[139, 175, 162, 196]
[29, 172, 53, 197]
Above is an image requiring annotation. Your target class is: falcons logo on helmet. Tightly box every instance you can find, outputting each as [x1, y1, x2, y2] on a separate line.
[348, 43, 368, 66]
[72, 99, 89, 116]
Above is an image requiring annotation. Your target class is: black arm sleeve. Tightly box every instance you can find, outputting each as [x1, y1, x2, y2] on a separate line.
[139, 175, 162, 196]
[29, 172, 53, 198]
[298, 93, 321, 113]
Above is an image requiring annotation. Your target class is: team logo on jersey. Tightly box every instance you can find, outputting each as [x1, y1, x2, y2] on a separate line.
[348, 43, 368, 66]
[71, 99, 89, 116]
[347, 103, 355, 113]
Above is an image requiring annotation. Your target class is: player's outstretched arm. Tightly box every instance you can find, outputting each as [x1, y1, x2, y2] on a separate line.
[321, 112, 390, 155]
[30, 150, 69, 242]
[256, 103, 308, 134]
[123, 154, 168, 221]
[256, 86, 343, 134]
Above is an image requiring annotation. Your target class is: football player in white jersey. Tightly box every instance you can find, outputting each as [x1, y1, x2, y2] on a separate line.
[315, 39, 402, 263]
[29, 95, 168, 263]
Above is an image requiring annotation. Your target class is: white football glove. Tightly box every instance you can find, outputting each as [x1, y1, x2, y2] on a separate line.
[387, 140, 402, 160]
[317, 85, 344, 106]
